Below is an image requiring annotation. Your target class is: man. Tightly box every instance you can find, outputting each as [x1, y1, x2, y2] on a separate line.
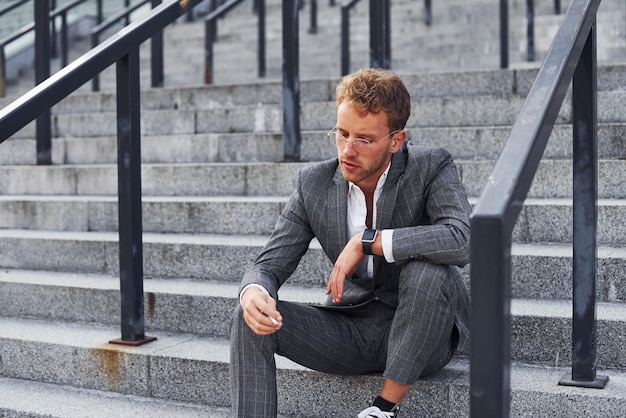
[230, 68, 471, 417]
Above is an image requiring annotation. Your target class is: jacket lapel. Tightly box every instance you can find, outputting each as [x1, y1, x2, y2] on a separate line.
[373, 148, 407, 272]
[330, 166, 349, 260]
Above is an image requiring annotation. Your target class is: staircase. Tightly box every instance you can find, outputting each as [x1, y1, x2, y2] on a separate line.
[0, 0, 625, 416]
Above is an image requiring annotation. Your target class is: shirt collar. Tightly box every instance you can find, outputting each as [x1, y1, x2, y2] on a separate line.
[347, 162, 392, 194]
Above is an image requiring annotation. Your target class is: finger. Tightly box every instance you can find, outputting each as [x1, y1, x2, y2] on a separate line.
[328, 269, 344, 304]
[243, 309, 280, 335]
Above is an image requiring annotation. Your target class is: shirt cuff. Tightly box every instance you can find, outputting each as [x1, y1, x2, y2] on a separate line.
[381, 229, 395, 263]
[239, 283, 270, 306]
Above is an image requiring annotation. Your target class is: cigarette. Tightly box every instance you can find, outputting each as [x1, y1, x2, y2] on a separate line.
[264, 313, 279, 325]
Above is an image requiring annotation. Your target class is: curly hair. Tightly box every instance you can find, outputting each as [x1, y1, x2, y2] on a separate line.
[335, 68, 411, 132]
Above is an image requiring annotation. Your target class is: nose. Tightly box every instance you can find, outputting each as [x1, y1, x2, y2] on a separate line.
[341, 138, 359, 157]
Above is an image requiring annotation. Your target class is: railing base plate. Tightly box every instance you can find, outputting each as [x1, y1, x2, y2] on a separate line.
[109, 336, 157, 347]
[558, 373, 609, 389]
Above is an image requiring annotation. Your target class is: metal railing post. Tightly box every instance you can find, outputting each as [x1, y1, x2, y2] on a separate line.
[61, 11, 69, 67]
[309, 0, 317, 33]
[97, 0, 103, 23]
[257, 0, 266, 78]
[283, 0, 301, 161]
[91, 31, 100, 91]
[151, 0, 164, 87]
[0, 45, 5, 98]
[526, 0, 535, 61]
[369, 0, 384, 68]
[558, 19, 608, 389]
[500, 0, 509, 69]
[470, 216, 512, 418]
[384, 0, 390, 68]
[125, 0, 131, 25]
[50, 0, 58, 58]
[35, 0, 52, 165]
[340, 3, 351, 76]
[204, 18, 215, 84]
[424, 0, 432, 25]
[110, 47, 155, 346]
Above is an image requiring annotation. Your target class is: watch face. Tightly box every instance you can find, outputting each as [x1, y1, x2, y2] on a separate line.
[362, 229, 376, 241]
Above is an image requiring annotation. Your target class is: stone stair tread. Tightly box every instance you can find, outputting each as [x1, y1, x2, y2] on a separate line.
[0, 268, 624, 321]
[1, 228, 625, 252]
[0, 376, 235, 418]
[0, 228, 626, 258]
[0, 268, 318, 304]
[0, 194, 289, 203]
[3, 194, 626, 205]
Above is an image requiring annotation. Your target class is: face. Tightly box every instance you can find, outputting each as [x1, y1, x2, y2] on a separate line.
[335, 102, 405, 191]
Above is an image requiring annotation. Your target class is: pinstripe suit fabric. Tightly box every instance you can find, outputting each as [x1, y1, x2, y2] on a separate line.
[230, 143, 472, 417]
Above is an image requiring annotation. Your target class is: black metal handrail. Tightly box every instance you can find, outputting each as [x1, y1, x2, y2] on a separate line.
[471, 0, 606, 416]
[90, 0, 152, 91]
[0, 0, 103, 97]
[0, 0, 205, 346]
[203, 0, 265, 84]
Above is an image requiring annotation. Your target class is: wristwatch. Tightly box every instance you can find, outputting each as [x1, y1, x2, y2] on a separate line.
[361, 229, 378, 256]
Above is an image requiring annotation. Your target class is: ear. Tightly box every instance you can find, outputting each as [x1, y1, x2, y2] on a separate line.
[390, 130, 407, 153]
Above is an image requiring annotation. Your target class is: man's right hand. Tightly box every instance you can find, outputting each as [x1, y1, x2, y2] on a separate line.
[240, 286, 283, 335]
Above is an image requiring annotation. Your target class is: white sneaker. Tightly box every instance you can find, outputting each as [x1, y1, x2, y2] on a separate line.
[357, 405, 400, 418]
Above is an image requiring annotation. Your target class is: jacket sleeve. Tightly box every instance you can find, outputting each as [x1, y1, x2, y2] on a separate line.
[390, 147, 472, 267]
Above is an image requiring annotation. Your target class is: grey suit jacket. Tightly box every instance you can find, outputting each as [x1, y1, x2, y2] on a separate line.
[240, 143, 472, 353]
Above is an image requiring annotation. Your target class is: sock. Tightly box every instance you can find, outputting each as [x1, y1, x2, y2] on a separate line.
[372, 396, 398, 412]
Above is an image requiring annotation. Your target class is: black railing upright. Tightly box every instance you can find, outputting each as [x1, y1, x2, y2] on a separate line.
[340, 0, 361, 76]
[0, 0, 206, 346]
[471, 0, 606, 416]
[283, 0, 300, 161]
[526, 0, 535, 61]
[34, 0, 51, 165]
[204, 0, 265, 84]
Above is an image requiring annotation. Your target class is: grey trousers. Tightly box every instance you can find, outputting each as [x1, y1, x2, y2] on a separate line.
[230, 261, 459, 417]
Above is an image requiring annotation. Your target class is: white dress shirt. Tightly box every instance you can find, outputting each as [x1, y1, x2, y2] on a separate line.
[347, 163, 395, 279]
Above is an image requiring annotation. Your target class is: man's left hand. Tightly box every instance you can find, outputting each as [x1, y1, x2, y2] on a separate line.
[326, 232, 364, 304]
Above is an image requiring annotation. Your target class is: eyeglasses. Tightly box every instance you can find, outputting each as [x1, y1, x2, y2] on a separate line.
[327, 126, 398, 155]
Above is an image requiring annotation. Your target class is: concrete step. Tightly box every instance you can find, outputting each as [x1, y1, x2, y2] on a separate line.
[0, 316, 625, 417]
[0, 269, 624, 370]
[1, 159, 626, 198]
[1, 195, 626, 247]
[0, 376, 234, 418]
[0, 230, 624, 302]
[0, 195, 286, 235]
[2, 121, 626, 166]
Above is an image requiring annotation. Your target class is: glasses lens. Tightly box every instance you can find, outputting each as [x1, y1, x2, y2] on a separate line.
[329, 130, 373, 154]
[352, 139, 371, 154]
